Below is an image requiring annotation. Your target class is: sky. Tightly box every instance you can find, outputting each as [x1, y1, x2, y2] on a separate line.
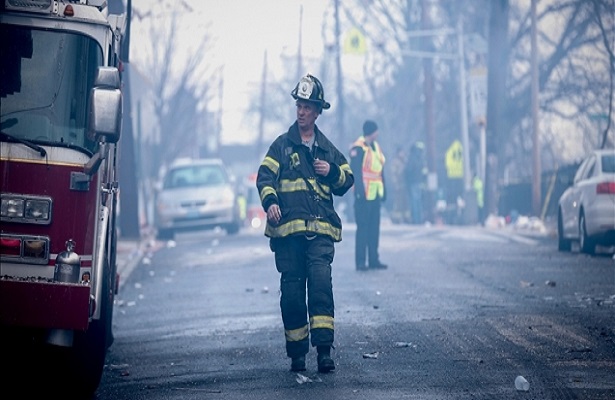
[132, 0, 332, 145]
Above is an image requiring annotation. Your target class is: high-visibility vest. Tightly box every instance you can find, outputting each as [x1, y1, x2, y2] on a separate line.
[353, 136, 385, 200]
[473, 176, 484, 208]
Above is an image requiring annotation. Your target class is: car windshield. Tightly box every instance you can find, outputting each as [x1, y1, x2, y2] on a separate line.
[601, 154, 615, 173]
[0, 25, 103, 154]
[164, 165, 228, 189]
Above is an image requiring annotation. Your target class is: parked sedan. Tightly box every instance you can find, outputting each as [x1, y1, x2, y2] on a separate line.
[557, 149, 615, 254]
[243, 173, 267, 230]
[155, 158, 241, 239]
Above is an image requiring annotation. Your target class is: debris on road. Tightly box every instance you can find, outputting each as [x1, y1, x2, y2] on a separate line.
[295, 373, 322, 384]
[566, 346, 592, 353]
[515, 375, 530, 391]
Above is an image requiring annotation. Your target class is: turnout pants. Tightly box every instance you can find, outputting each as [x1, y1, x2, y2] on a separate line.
[272, 235, 335, 358]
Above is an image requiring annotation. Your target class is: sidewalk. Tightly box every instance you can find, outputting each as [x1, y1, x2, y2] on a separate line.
[115, 236, 151, 290]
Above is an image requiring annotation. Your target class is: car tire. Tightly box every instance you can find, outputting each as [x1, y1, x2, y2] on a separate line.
[226, 222, 240, 235]
[557, 210, 572, 252]
[579, 212, 595, 255]
[64, 255, 113, 398]
[157, 228, 174, 240]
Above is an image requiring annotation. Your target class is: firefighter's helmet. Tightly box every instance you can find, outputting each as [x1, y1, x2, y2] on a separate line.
[291, 74, 331, 112]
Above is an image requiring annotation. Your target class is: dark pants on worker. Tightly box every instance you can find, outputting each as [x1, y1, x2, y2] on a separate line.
[354, 197, 381, 268]
[409, 184, 423, 224]
[272, 235, 335, 358]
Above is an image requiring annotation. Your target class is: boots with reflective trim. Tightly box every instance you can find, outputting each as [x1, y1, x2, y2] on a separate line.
[290, 356, 306, 372]
[317, 346, 335, 373]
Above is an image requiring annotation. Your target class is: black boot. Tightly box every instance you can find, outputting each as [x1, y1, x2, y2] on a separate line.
[316, 346, 335, 373]
[290, 356, 306, 372]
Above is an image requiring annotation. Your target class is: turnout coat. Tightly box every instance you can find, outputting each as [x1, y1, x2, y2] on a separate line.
[257, 122, 354, 242]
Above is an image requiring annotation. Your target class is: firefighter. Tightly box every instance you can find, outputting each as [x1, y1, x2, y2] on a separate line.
[256, 74, 354, 373]
[349, 120, 388, 271]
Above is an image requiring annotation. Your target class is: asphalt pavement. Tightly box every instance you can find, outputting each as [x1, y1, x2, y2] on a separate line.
[114, 215, 561, 292]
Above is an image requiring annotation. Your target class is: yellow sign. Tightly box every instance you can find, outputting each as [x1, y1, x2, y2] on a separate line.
[446, 140, 463, 178]
[343, 27, 367, 55]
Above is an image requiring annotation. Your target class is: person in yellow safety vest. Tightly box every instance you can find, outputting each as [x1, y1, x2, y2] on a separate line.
[237, 192, 247, 223]
[473, 174, 485, 225]
[349, 120, 388, 271]
[256, 74, 354, 373]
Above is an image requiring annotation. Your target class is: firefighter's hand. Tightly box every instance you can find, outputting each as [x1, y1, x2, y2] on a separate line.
[313, 158, 330, 176]
[267, 204, 281, 224]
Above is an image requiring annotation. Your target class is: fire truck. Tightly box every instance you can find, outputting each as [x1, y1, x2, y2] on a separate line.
[0, 0, 127, 395]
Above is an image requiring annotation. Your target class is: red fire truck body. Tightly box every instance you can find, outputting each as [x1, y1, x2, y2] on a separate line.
[0, 0, 126, 395]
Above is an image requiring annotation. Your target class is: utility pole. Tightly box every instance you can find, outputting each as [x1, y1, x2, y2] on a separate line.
[296, 5, 303, 81]
[334, 0, 345, 145]
[402, 21, 474, 223]
[485, 0, 509, 219]
[457, 20, 471, 195]
[110, 0, 140, 238]
[421, 0, 435, 224]
[256, 51, 267, 162]
[531, 0, 541, 217]
[456, 19, 478, 224]
[421, 0, 435, 173]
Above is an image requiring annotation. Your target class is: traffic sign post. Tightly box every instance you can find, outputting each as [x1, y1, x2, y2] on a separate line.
[400, 20, 485, 225]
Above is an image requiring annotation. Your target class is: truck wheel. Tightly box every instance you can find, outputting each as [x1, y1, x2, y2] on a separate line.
[68, 257, 114, 397]
[69, 319, 108, 396]
[157, 228, 174, 240]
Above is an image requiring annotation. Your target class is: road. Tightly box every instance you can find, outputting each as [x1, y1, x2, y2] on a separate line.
[95, 223, 614, 399]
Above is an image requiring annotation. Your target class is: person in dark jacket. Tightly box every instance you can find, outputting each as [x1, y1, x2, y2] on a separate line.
[256, 74, 354, 373]
[349, 120, 388, 271]
[405, 141, 427, 224]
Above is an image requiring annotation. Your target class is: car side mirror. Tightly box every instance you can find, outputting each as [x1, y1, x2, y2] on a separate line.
[89, 67, 122, 144]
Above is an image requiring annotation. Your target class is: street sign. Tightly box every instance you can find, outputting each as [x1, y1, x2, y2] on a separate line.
[343, 27, 367, 55]
[469, 67, 487, 123]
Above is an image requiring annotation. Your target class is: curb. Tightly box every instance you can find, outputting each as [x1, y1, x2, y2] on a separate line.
[115, 237, 150, 291]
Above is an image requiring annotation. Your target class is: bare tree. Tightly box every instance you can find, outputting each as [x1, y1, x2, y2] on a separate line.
[318, 0, 613, 217]
[133, 3, 217, 180]
[243, 0, 612, 222]
[504, 0, 614, 178]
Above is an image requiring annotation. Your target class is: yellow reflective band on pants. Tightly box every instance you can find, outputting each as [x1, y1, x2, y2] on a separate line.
[265, 219, 342, 241]
[285, 324, 309, 342]
[310, 315, 334, 330]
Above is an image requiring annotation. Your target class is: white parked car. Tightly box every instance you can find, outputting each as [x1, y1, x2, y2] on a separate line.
[557, 149, 615, 254]
[155, 158, 241, 239]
